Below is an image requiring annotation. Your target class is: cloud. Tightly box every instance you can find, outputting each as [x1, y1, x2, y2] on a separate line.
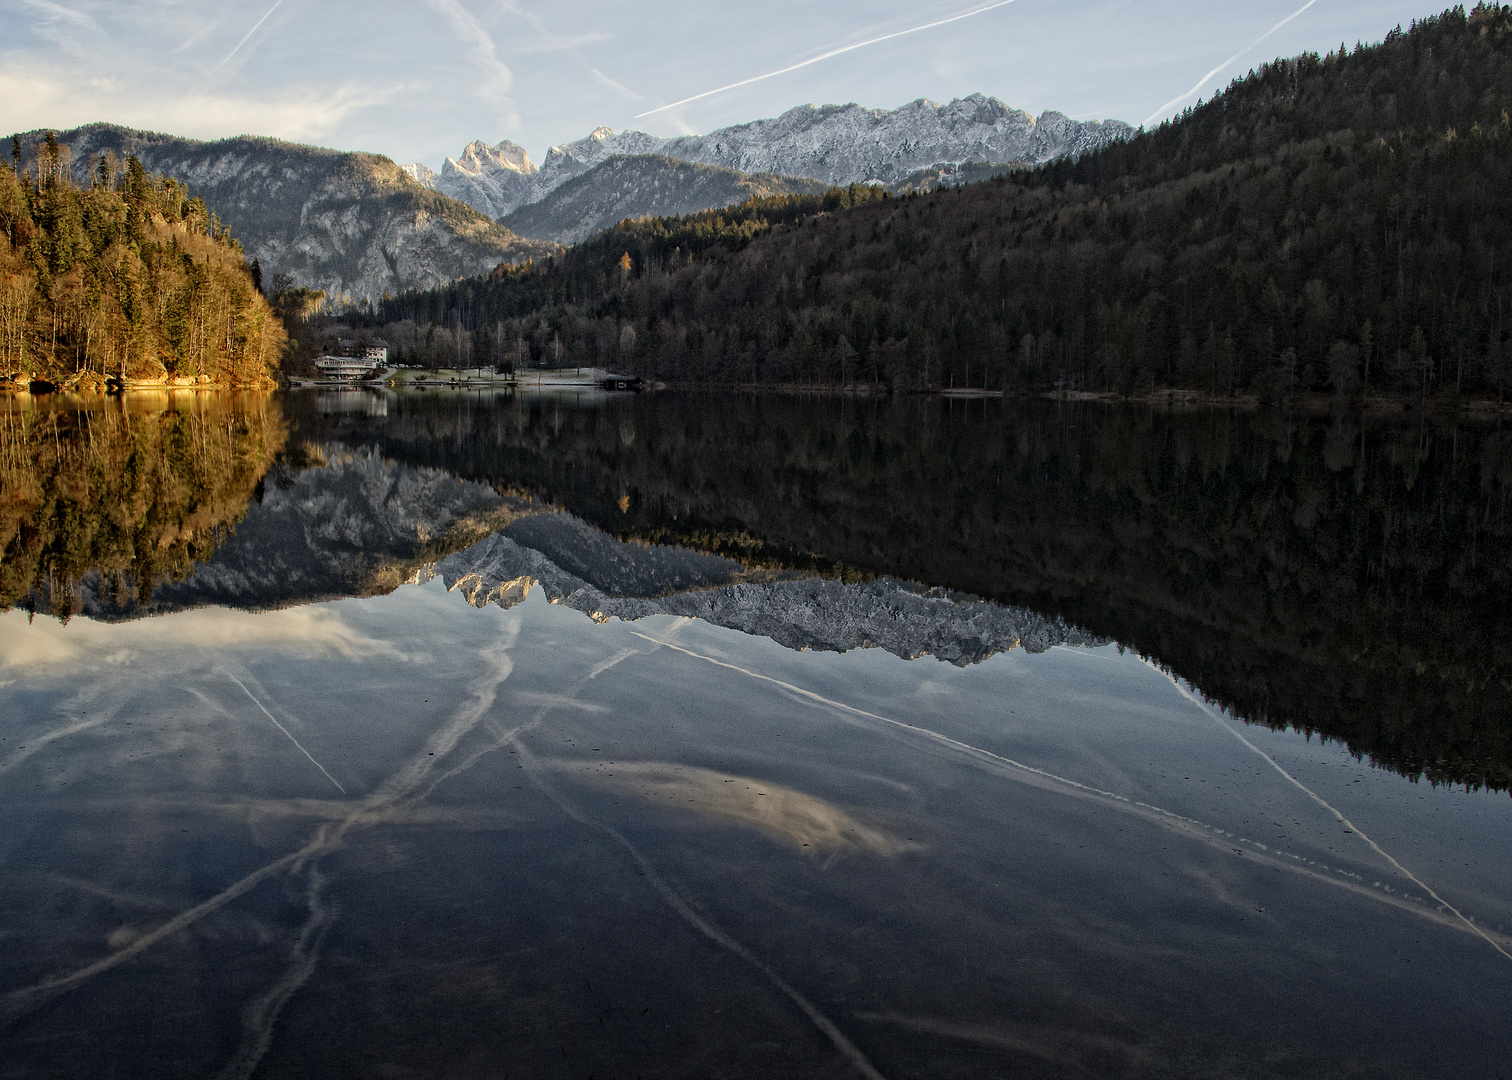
[509, 31, 611, 56]
[490, 1, 643, 118]
[0, 606, 407, 672]
[579, 761, 917, 857]
[490, 0, 606, 54]
[423, 0, 515, 109]
[633, 0, 1024, 119]
[12, 0, 102, 51]
[589, 68, 639, 103]
[0, 62, 395, 141]
[211, 0, 286, 74]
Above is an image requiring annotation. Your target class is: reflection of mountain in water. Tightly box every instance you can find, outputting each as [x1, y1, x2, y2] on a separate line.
[0, 393, 285, 620]
[282, 391, 1512, 792]
[74, 438, 1095, 664]
[83, 445, 528, 617]
[15, 389, 1509, 790]
[434, 519, 1100, 664]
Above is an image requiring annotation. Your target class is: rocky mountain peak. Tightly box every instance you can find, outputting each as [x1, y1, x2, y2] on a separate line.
[445, 138, 536, 177]
[426, 94, 1133, 231]
[402, 162, 437, 185]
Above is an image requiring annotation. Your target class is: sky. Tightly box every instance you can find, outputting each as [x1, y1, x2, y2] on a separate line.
[1, 0, 1436, 169]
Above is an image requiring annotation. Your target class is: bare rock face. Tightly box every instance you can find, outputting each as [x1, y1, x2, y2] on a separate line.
[402, 162, 438, 185]
[425, 95, 1134, 222]
[36, 124, 555, 301]
[431, 139, 539, 219]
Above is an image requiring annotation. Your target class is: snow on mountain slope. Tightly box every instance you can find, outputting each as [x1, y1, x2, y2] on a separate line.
[650, 95, 1132, 185]
[420, 95, 1133, 220]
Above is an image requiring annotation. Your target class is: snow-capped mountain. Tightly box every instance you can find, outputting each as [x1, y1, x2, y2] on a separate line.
[433, 520, 1105, 665]
[431, 138, 540, 219]
[413, 95, 1133, 221]
[636, 95, 1131, 185]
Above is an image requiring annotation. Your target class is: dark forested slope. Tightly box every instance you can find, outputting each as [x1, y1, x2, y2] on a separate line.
[380, 6, 1512, 398]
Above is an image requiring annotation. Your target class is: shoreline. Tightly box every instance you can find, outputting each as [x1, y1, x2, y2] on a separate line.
[7, 379, 1511, 416]
[1044, 388, 1512, 415]
[658, 380, 1512, 413]
[2, 376, 277, 394]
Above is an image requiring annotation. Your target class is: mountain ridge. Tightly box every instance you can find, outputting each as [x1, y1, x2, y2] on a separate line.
[415, 94, 1132, 220]
[14, 123, 555, 302]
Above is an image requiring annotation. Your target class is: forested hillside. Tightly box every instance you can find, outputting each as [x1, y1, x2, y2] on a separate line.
[0, 134, 284, 388]
[379, 6, 1512, 399]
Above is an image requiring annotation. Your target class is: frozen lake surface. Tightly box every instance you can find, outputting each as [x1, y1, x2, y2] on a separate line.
[1, 390, 1508, 1078]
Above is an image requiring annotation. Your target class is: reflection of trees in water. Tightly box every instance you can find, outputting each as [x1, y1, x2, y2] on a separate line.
[0, 392, 285, 620]
[288, 392, 1512, 793]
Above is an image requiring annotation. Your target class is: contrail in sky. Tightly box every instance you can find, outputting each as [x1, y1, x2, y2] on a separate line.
[227, 673, 346, 794]
[634, 0, 1024, 119]
[1144, 0, 1322, 126]
[213, 0, 285, 73]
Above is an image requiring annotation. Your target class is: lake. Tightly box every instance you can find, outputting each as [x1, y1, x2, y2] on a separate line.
[1, 388, 1509, 1079]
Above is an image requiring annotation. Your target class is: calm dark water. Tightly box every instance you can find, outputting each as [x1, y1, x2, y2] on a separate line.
[1, 389, 1509, 1080]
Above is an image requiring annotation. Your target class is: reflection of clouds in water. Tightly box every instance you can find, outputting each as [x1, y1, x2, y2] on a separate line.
[106, 925, 146, 951]
[1, 632, 522, 1033]
[0, 607, 407, 672]
[511, 691, 609, 714]
[206, 796, 519, 830]
[581, 762, 916, 857]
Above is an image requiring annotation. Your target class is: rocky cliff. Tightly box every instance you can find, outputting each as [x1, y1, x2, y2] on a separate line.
[432, 138, 540, 220]
[29, 124, 555, 301]
[418, 95, 1133, 220]
[499, 155, 829, 245]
